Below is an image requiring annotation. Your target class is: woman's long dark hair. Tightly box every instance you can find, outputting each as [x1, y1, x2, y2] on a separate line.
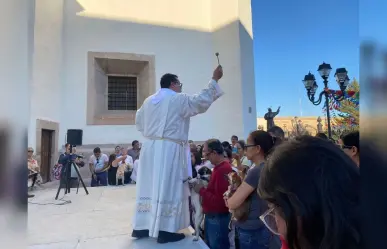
[258, 135, 360, 249]
[108, 154, 116, 166]
[192, 151, 202, 166]
[191, 151, 202, 178]
[249, 130, 276, 158]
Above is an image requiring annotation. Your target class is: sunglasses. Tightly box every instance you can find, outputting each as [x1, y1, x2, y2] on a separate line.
[28, 150, 33, 153]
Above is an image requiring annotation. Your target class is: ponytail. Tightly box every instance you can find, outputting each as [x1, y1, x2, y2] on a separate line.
[249, 130, 276, 158]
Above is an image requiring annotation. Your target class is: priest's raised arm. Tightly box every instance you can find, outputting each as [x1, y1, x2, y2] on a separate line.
[179, 79, 224, 118]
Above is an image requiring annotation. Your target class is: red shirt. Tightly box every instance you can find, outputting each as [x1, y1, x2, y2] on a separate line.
[280, 236, 289, 249]
[199, 160, 233, 214]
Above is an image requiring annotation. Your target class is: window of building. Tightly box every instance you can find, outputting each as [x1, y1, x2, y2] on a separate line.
[107, 76, 137, 110]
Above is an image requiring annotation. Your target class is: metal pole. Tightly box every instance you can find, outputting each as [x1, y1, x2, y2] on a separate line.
[323, 78, 332, 139]
[325, 92, 332, 139]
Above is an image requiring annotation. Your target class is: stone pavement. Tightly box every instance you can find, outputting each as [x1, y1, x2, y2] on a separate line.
[28, 185, 208, 249]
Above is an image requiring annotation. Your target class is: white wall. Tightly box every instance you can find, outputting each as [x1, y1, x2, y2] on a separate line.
[28, 0, 64, 148]
[238, 0, 257, 139]
[1, 0, 34, 155]
[28, 0, 257, 146]
[61, 0, 214, 145]
[208, 0, 243, 141]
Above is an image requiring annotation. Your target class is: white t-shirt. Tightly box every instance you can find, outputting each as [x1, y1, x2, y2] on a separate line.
[118, 155, 134, 169]
[89, 154, 109, 172]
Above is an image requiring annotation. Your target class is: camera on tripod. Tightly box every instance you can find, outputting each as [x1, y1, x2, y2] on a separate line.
[55, 130, 89, 200]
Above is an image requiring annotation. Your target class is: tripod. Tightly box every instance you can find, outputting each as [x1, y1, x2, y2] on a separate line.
[55, 145, 89, 200]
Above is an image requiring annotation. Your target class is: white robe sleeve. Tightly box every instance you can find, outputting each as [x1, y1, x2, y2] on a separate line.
[135, 106, 144, 132]
[179, 79, 224, 118]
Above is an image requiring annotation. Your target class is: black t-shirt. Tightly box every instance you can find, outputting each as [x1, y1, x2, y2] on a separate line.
[235, 163, 268, 230]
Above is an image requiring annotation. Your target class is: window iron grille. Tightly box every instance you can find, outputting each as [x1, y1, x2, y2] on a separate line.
[107, 76, 137, 110]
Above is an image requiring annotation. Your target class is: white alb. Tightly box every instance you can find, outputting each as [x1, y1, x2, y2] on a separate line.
[133, 79, 224, 237]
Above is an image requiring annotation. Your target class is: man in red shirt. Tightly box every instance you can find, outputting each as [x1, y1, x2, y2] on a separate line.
[193, 139, 232, 249]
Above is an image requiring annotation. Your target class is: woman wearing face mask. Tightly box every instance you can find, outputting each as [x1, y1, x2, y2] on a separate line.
[258, 136, 361, 249]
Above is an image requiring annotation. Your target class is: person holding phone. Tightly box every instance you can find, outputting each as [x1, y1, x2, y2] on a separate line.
[232, 140, 252, 170]
[231, 135, 238, 148]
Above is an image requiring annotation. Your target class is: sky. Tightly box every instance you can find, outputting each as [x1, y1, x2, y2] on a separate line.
[252, 0, 359, 118]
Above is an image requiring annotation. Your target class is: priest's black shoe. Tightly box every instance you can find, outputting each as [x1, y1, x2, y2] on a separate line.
[157, 231, 185, 244]
[131, 229, 149, 239]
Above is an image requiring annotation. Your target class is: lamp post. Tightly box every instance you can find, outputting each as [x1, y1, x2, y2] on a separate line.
[302, 62, 350, 139]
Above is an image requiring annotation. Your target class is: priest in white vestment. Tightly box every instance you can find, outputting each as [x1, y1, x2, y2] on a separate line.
[132, 66, 224, 244]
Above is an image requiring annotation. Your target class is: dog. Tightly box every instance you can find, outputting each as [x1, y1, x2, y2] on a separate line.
[238, 167, 248, 181]
[188, 166, 212, 241]
[116, 163, 130, 186]
[224, 171, 250, 224]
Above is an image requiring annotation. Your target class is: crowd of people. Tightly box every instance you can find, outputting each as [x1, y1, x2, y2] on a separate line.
[128, 65, 362, 249]
[27, 140, 143, 194]
[27, 125, 361, 249]
[66, 140, 142, 187]
[27, 64, 362, 248]
[185, 128, 360, 249]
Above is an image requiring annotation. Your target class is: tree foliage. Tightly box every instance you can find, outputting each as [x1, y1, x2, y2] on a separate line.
[332, 79, 359, 129]
[288, 117, 311, 138]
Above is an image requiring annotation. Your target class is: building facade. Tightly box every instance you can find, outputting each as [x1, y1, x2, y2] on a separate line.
[257, 116, 325, 137]
[27, 0, 256, 181]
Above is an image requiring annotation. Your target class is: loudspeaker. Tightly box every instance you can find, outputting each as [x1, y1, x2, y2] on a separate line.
[67, 129, 83, 146]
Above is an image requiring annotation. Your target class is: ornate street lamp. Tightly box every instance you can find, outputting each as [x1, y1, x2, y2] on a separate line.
[302, 62, 349, 139]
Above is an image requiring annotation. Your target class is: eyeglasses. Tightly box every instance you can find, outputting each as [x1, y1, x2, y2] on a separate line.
[244, 144, 259, 150]
[341, 145, 353, 150]
[173, 81, 183, 87]
[259, 207, 280, 236]
[28, 150, 33, 153]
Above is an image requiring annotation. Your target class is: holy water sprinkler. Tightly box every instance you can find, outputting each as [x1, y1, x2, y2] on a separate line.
[215, 52, 220, 65]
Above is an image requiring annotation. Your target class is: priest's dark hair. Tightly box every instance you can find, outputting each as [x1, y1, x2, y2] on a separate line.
[206, 139, 224, 155]
[160, 73, 178, 88]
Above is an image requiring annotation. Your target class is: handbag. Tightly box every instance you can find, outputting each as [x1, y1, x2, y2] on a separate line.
[52, 153, 64, 180]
